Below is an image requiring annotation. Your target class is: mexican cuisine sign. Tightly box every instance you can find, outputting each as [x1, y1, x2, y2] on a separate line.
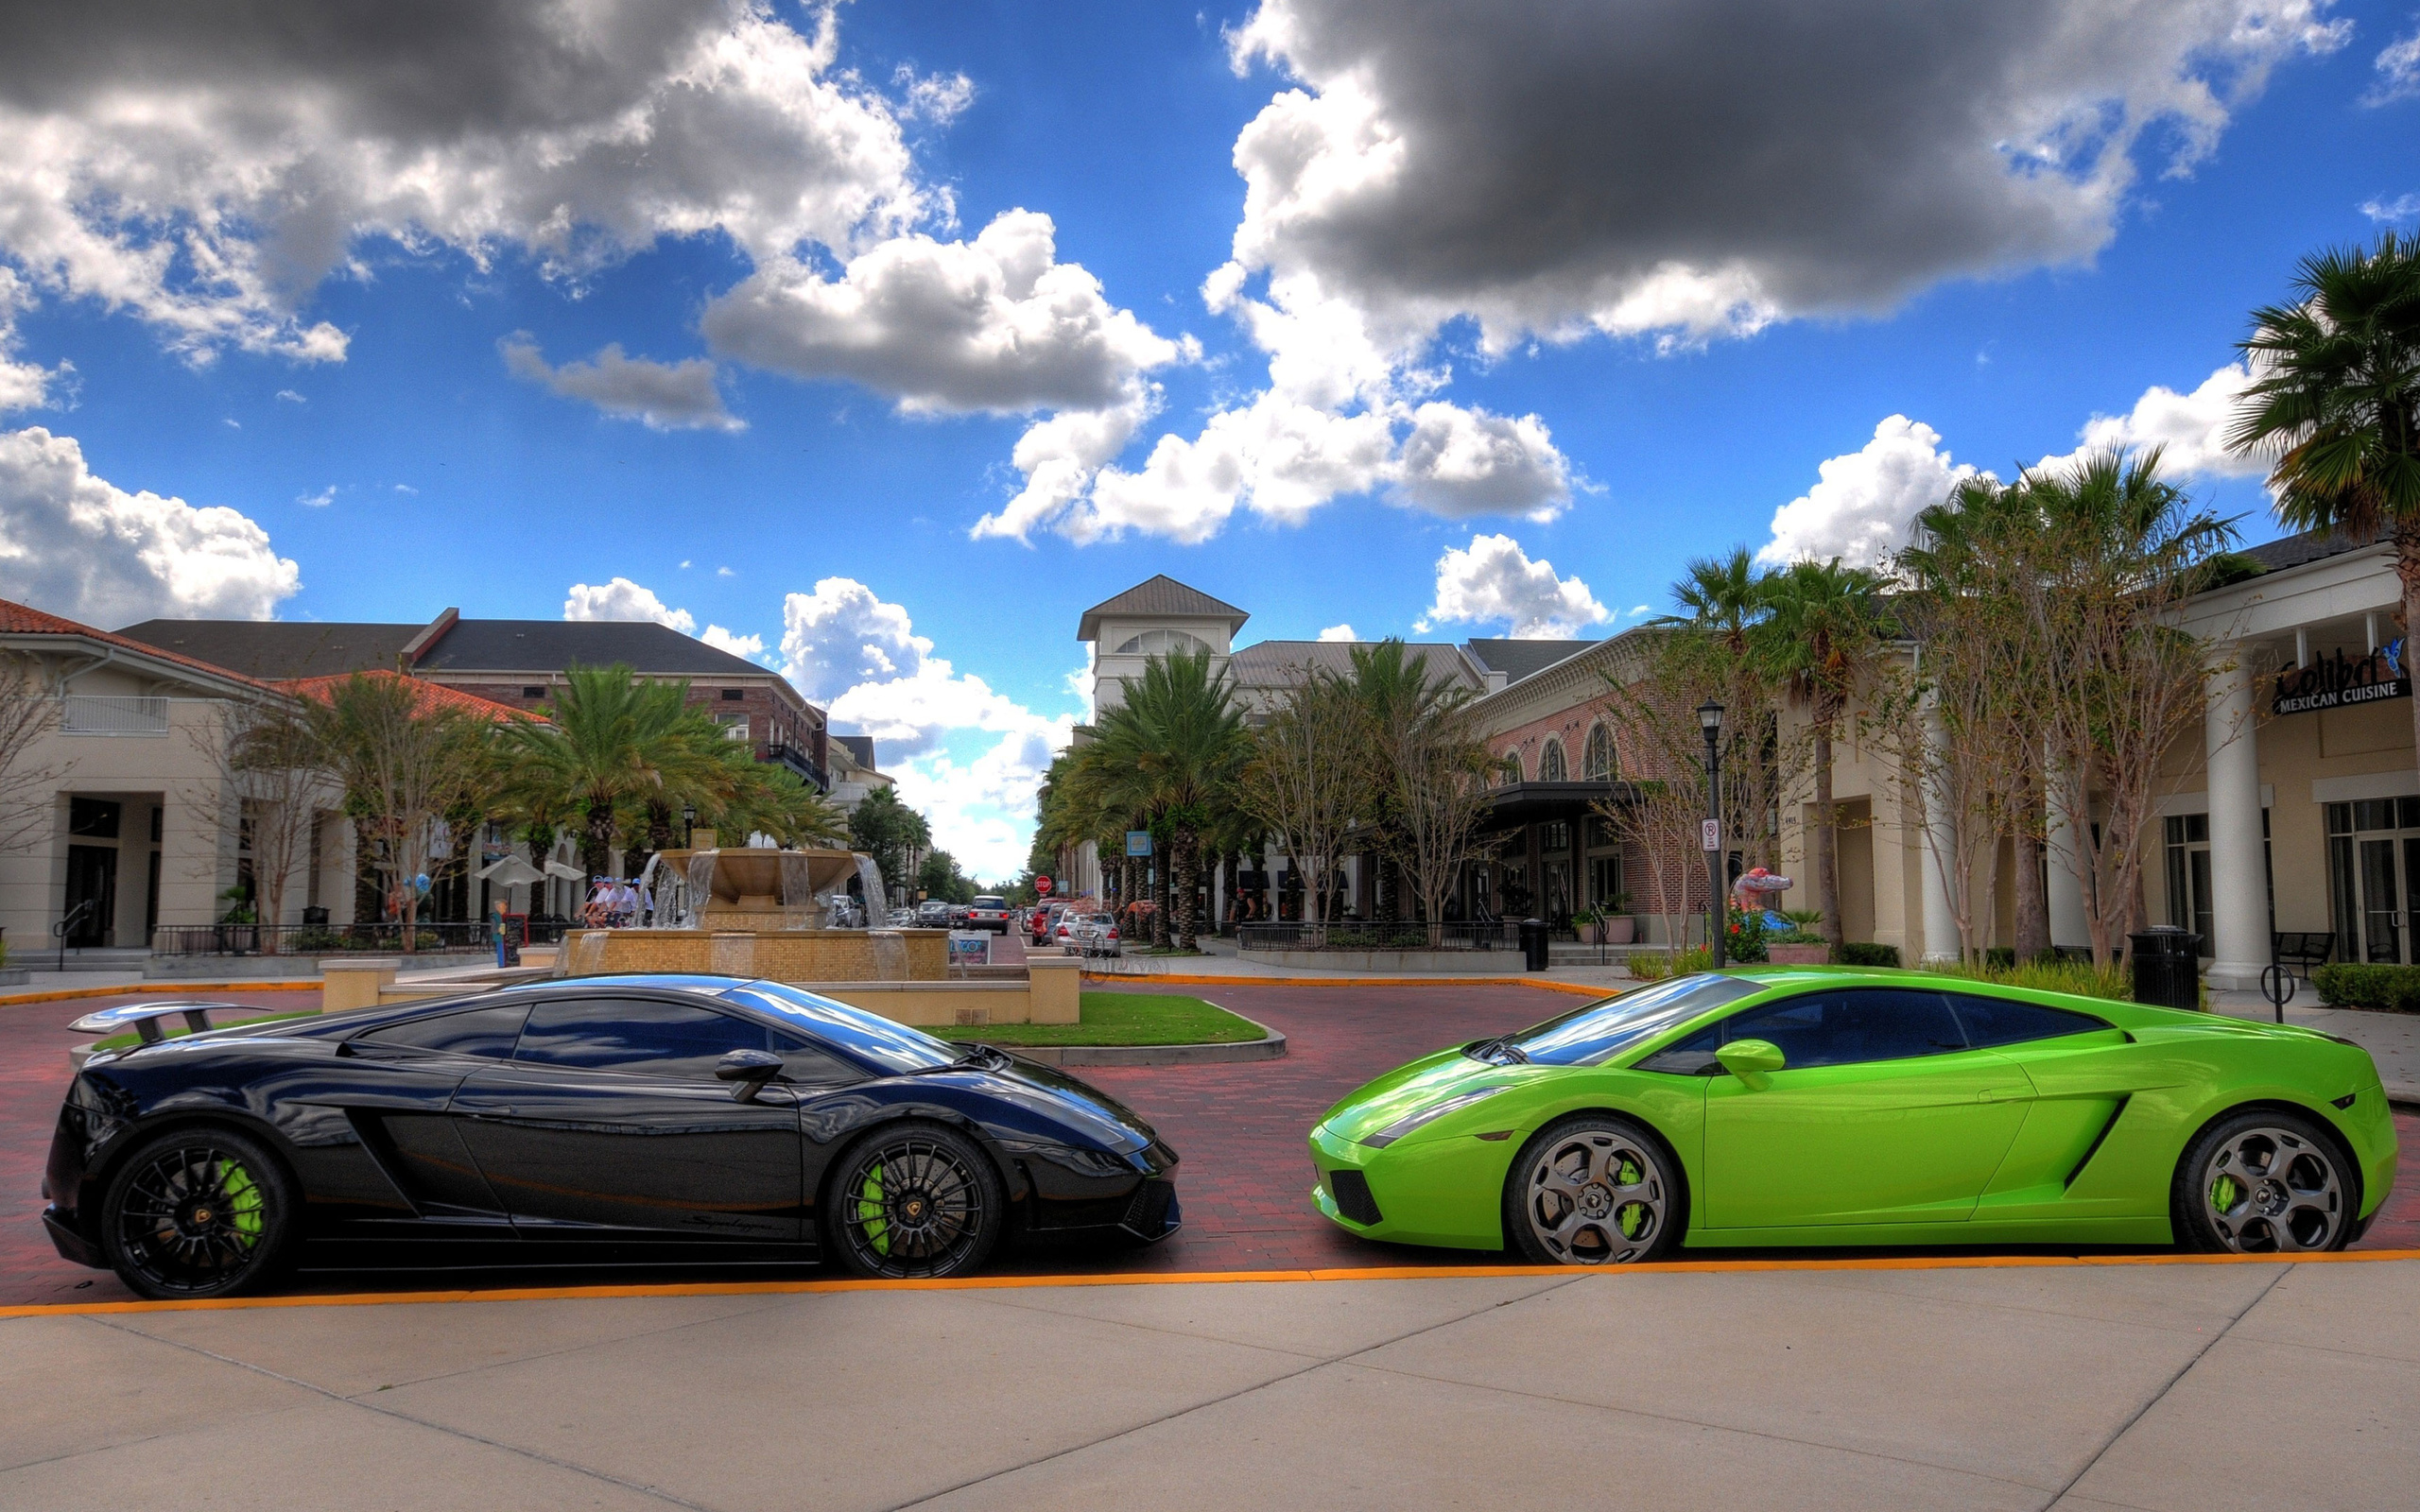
[2272, 641, 2410, 716]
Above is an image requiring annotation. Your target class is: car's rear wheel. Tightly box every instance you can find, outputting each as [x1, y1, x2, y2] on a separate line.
[100, 1126, 297, 1300]
[1503, 1115, 1684, 1265]
[822, 1123, 1005, 1279]
[2172, 1109, 2357, 1254]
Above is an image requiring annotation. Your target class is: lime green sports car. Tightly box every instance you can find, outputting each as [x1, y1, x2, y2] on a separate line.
[1309, 969, 2398, 1264]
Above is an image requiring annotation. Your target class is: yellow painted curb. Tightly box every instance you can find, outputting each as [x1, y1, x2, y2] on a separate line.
[11, 1246, 2415, 1319]
[0, 981, 320, 1008]
[1083, 972, 1608, 997]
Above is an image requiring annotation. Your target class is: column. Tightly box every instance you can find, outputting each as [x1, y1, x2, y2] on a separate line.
[1920, 704, 1958, 963]
[2045, 752, 2091, 948]
[2202, 645, 2269, 989]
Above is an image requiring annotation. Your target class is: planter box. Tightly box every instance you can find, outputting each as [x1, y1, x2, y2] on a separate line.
[1599, 917, 1635, 945]
[1765, 943, 1830, 966]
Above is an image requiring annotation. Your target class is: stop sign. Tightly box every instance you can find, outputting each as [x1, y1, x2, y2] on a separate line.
[1036, 876, 1053, 895]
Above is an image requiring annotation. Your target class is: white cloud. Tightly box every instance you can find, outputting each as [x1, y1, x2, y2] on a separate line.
[0, 426, 299, 624]
[1421, 534, 1609, 638]
[502, 335, 742, 432]
[1627, 604, 1651, 618]
[274, 389, 304, 404]
[2367, 26, 2420, 104]
[703, 210, 1182, 415]
[778, 576, 929, 702]
[1758, 417, 1980, 570]
[0, 269, 65, 411]
[898, 69, 977, 125]
[296, 486, 335, 508]
[2360, 193, 2420, 222]
[563, 577, 697, 635]
[0, 2, 935, 367]
[700, 625, 767, 662]
[391, 483, 417, 495]
[2033, 362, 2267, 480]
[1317, 623, 1357, 642]
[886, 723, 1072, 882]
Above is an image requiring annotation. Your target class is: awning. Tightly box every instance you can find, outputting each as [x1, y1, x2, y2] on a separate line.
[476, 855, 587, 886]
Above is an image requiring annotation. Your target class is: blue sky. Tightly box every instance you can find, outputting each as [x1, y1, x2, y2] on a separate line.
[2, 0, 2415, 876]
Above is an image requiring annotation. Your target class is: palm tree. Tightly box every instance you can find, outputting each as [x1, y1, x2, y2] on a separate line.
[1075, 649, 1248, 950]
[2230, 231, 2420, 773]
[1754, 559, 1887, 954]
[1343, 639, 1465, 924]
[500, 664, 702, 881]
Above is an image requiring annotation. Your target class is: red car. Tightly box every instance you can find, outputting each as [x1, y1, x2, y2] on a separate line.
[1031, 902, 1067, 945]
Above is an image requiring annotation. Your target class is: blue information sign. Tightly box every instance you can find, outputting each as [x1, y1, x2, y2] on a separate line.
[1125, 830, 1153, 857]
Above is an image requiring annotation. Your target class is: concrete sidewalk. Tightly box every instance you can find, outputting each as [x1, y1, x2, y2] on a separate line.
[5, 1258, 2413, 1510]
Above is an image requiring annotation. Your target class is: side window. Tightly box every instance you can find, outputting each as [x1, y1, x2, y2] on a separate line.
[1719, 989, 1967, 1069]
[769, 1030, 861, 1088]
[515, 998, 772, 1078]
[353, 1003, 531, 1058]
[1945, 993, 2107, 1049]
[1634, 1023, 1724, 1074]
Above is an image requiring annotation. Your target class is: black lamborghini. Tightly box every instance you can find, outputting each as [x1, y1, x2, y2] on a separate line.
[43, 974, 1181, 1298]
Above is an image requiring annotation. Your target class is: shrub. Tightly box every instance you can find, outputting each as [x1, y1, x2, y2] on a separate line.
[1724, 908, 1769, 963]
[1771, 928, 1826, 945]
[2313, 962, 2420, 1012]
[1922, 957, 2135, 1004]
[1839, 941, 1901, 968]
[289, 927, 347, 954]
[1630, 945, 1713, 982]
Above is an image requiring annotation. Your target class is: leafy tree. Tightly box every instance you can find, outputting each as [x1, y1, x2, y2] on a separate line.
[1239, 659, 1365, 931]
[916, 850, 975, 904]
[500, 665, 726, 881]
[300, 673, 488, 950]
[1753, 558, 1887, 954]
[849, 783, 930, 901]
[1074, 648, 1249, 950]
[2231, 231, 2420, 776]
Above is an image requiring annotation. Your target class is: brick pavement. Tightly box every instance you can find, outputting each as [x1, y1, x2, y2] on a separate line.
[1, 983, 2412, 1306]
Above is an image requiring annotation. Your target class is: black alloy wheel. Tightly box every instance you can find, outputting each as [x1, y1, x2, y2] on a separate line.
[822, 1123, 1005, 1279]
[100, 1126, 296, 1299]
[2172, 1108, 2358, 1254]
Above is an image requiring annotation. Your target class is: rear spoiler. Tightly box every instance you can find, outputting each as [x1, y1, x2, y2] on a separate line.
[67, 1002, 238, 1045]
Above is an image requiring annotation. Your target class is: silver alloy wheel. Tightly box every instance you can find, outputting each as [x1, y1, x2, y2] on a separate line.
[1520, 1127, 1668, 1264]
[2201, 1125, 2343, 1252]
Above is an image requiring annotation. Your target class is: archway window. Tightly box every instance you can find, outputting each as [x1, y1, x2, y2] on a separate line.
[1582, 724, 1614, 780]
[1112, 629, 1210, 656]
[1540, 738, 1568, 782]
[1499, 750, 1524, 785]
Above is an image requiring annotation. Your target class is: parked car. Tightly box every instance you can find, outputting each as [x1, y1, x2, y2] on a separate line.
[1031, 902, 1066, 946]
[886, 907, 917, 928]
[914, 900, 952, 927]
[947, 902, 972, 927]
[966, 896, 1011, 934]
[1068, 914, 1123, 957]
[1310, 968, 2397, 1266]
[44, 980, 1182, 1297]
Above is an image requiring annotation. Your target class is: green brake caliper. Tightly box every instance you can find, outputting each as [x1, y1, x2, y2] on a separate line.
[856, 1160, 890, 1255]
[2210, 1174, 2241, 1213]
[1615, 1155, 1648, 1240]
[220, 1160, 263, 1248]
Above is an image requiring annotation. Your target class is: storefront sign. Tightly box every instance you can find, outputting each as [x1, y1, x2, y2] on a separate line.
[2272, 641, 2409, 717]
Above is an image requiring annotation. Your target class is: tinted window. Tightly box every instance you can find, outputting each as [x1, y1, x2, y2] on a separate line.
[514, 998, 773, 1078]
[717, 983, 961, 1074]
[1720, 988, 1968, 1068]
[768, 1030, 862, 1087]
[1505, 973, 1762, 1067]
[353, 1003, 530, 1058]
[1945, 992, 2107, 1049]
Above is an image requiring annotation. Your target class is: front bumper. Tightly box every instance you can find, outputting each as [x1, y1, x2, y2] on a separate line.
[1307, 1122, 1507, 1251]
[43, 1207, 104, 1269]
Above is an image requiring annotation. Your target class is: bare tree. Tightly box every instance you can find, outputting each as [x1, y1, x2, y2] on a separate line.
[1382, 688, 1498, 946]
[0, 651, 62, 856]
[183, 695, 330, 953]
[1237, 666, 1365, 934]
[303, 675, 486, 952]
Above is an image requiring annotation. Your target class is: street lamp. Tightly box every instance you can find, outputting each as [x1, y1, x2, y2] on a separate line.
[1698, 700, 1725, 969]
[681, 803, 696, 848]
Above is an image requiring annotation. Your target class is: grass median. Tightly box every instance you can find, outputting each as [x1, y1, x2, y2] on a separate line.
[932, 990, 1265, 1047]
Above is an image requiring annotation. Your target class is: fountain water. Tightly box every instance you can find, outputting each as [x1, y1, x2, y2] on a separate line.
[868, 930, 908, 981]
[856, 855, 889, 919]
[778, 852, 816, 930]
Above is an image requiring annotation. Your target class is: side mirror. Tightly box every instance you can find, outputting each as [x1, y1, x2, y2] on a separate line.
[1715, 1039, 1787, 1087]
[716, 1047, 786, 1103]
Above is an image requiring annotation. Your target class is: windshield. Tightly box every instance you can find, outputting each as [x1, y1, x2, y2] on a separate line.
[973, 897, 1005, 907]
[1498, 973, 1763, 1067]
[719, 982, 962, 1074]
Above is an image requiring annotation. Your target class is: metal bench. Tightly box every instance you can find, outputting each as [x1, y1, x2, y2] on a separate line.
[2272, 931, 2336, 981]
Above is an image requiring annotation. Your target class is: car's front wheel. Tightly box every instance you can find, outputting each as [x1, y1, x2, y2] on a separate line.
[821, 1123, 1006, 1279]
[2172, 1109, 2358, 1254]
[100, 1125, 297, 1299]
[1502, 1115, 1684, 1265]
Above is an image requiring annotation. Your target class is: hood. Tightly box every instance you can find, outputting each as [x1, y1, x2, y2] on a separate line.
[1318, 1047, 1515, 1145]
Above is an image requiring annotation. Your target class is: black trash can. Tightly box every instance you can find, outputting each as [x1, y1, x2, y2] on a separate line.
[1518, 918, 1549, 972]
[302, 905, 329, 926]
[2129, 925, 2203, 1011]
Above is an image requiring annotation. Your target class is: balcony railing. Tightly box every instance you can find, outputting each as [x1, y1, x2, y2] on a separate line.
[765, 742, 829, 792]
[1238, 920, 1520, 953]
[60, 695, 169, 735]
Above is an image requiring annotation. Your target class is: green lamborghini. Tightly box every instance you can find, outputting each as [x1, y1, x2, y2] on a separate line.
[1309, 969, 2397, 1263]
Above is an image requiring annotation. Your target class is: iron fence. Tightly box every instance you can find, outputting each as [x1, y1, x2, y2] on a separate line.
[148, 919, 566, 956]
[1237, 920, 1519, 953]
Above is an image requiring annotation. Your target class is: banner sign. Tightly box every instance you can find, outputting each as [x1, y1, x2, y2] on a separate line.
[1125, 830, 1153, 857]
[2273, 641, 2409, 717]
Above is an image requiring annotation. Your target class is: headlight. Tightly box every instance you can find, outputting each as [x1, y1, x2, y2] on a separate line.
[1361, 1085, 1511, 1148]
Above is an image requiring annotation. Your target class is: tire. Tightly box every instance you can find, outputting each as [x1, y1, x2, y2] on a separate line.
[2172, 1108, 2359, 1255]
[1502, 1115, 1685, 1265]
[821, 1123, 1006, 1279]
[99, 1125, 298, 1300]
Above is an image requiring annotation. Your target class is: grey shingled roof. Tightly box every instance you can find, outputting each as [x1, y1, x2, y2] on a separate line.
[115, 617, 774, 680]
[112, 620, 422, 679]
[1077, 575, 1250, 642]
[1228, 640, 1480, 690]
[2238, 524, 2390, 575]
[834, 734, 877, 768]
[1463, 638, 1602, 684]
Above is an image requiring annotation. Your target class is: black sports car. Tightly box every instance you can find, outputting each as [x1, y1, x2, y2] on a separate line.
[43, 974, 1180, 1298]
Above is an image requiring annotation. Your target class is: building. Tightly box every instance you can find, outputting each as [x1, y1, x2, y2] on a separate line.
[826, 735, 893, 813]
[114, 609, 831, 792]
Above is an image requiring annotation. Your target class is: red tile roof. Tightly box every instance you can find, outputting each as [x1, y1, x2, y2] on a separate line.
[0, 595, 273, 689]
[279, 669, 540, 724]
